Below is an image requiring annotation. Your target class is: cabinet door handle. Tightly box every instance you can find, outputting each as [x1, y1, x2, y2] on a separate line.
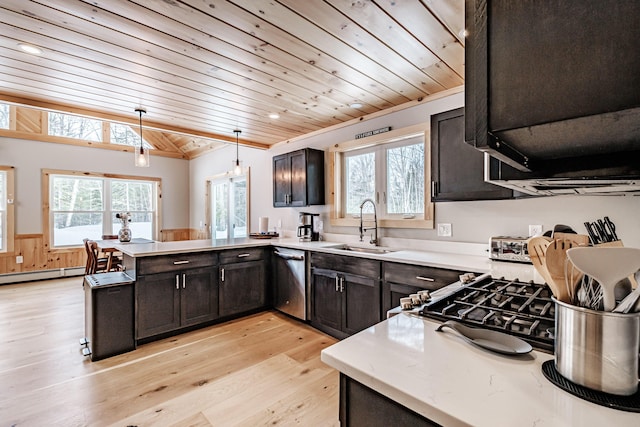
[431, 181, 437, 196]
[237, 253, 251, 258]
[416, 276, 435, 282]
[221, 267, 225, 282]
[182, 273, 186, 289]
[340, 277, 344, 293]
[173, 260, 190, 265]
[335, 276, 339, 292]
[175, 275, 179, 289]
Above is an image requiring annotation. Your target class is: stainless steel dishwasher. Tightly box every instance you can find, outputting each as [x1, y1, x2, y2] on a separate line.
[273, 247, 307, 320]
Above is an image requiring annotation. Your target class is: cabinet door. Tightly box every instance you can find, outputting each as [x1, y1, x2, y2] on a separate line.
[181, 267, 218, 326]
[342, 273, 381, 335]
[310, 268, 342, 335]
[431, 107, 513, 201]
[219, 260, 267, 317]
[136, 271, 181, 339]
[382, 282, 423, 315]
[273, 153, 291, 207]
[289, 150, 308, 206]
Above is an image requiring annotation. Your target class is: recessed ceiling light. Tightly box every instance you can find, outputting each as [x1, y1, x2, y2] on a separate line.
[459, 29, 469, 38]
[268, 113, 280, 119]
[350, 102, 363, 109]
[18, 43, 43, 55]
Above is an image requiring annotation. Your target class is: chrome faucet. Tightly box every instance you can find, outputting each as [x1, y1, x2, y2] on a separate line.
[359, 198, 378, 246]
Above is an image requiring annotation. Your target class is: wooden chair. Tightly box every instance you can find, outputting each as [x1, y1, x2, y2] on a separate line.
[83, 238, 108, 275]
[100, 234, 123, 270]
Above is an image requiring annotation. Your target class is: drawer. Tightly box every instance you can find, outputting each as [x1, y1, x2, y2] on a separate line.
[138, 251, 217, 275]
[311, 252, 381, 279]
[219, 247, 265, 264]
[383, 262, 464, 290]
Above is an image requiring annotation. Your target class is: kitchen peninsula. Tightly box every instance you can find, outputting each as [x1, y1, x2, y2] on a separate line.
[113, 238, 639, 426]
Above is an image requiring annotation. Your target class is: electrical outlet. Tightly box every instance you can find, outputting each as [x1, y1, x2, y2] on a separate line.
[16, 255, 23, 264]
[529, 224, 543, 237]
[437, 223, 452, 237]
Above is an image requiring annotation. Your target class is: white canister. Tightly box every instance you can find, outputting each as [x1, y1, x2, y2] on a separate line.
[259, 217, 269, 233]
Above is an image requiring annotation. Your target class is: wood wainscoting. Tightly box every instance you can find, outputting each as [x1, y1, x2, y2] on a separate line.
[0, 229, 205, 275]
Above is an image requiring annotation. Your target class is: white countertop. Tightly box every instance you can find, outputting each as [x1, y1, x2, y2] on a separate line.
[116, 236, 543, 283]
[321, 313, 640, 427]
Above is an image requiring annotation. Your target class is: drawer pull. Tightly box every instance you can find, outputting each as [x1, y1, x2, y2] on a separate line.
[237, 253, 251, 258]
[416, 276, 435, 282]
[173, 260, 190, 265]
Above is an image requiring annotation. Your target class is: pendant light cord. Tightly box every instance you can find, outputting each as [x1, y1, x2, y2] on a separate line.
[234, 129, 241, 165]
[135, 108, 146, 154]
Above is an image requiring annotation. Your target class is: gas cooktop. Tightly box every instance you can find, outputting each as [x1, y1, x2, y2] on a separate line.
[419, 275, 555, 353]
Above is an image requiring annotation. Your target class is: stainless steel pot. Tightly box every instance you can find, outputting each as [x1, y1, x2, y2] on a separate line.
[554, 298, 640, 395]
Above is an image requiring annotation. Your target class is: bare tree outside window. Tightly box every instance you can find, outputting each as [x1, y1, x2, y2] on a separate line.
[48, 112, 102, 141]
[110, 123, 153, 148]
[387, 143, 424, 214]
[50, 175, 156, 246]
[0, 103, 9, 129]
[345, 152, 375, 214]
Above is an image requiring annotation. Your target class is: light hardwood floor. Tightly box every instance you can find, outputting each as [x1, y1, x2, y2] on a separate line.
[0, 277, 340, 426]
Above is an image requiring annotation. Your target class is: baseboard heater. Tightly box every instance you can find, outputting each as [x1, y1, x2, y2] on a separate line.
[0, 267, 85, 285]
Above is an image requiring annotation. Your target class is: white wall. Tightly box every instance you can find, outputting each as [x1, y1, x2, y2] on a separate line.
[0, 137, 189, 234]
[190, 91, 640, 248]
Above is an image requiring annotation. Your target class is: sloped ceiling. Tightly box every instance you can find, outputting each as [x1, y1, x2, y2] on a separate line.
[0, 0, 464, 158]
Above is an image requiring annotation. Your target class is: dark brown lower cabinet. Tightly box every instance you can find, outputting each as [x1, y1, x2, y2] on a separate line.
[219, 259, 267, 317]
[382, 262, 467, 314]
[310, 253, 381, 339]
[136, 266, 218, 339]
[340, 374, 441, 427]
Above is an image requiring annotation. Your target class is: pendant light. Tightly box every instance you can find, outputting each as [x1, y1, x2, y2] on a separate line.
[134, 107, 149, 167]
[232, 129, 242, 175]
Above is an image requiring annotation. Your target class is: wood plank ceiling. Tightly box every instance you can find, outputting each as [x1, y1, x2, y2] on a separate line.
[0, 0, 464, 159]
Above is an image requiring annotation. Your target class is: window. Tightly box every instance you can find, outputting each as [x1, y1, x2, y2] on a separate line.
[330, 124, 433, 229]
[48, 112, 102, 141]
[0, 166, 15, 253]
[110, 122, 153, 149]
[47, 171, 159, 247]
[343, 139, 424, 217]
[0, 103, 9, 129]
[207, 170, 249, 240]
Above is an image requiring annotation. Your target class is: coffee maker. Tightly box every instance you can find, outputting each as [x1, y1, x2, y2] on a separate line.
[297, 212, 320, 241]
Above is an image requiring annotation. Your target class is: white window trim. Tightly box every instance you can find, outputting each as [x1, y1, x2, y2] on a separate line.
[43, 169, 162, 250]
[204, 167, 251, 239]
[329, 123, 434, 229]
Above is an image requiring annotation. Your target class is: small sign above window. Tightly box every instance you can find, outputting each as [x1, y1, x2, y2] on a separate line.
[355, 126, 391, 139]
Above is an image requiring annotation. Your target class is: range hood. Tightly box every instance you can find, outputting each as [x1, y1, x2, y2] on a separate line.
[465, 0, 640, 195]
[484, 154, 640, 196]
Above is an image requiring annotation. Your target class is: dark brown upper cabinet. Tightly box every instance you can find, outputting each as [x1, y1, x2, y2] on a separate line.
[465, 0, 640, 175]
[273, 148, 325, 207]
[431, 107, 513, 201]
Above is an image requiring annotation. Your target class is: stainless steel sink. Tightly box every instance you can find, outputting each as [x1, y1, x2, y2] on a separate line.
[328, 244, 397, 255]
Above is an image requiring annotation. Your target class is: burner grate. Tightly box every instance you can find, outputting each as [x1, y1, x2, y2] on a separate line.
[419, 276, 555, 353]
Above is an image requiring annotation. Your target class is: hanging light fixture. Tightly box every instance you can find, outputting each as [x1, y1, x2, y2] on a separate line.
[232, 129, 242, 175]
[134, 107, 149, 167]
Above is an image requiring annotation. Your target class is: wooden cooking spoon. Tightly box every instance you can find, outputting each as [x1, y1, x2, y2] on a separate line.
[546, 238, 587, 303]
[527, 236, 557, 295]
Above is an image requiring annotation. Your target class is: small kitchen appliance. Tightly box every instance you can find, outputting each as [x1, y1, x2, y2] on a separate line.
[297, 212, 319, 241]
[489, 236, 531, 263]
